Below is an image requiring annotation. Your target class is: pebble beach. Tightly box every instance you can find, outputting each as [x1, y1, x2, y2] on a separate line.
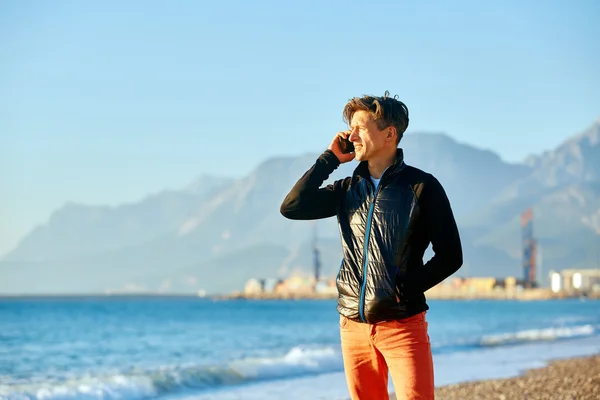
[391, 354, 600, 400]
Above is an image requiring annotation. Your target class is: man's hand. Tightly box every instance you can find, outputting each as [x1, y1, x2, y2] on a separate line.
[328, 131, 355, 164]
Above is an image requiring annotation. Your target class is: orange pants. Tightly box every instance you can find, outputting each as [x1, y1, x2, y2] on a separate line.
[339, 311, 434, 400]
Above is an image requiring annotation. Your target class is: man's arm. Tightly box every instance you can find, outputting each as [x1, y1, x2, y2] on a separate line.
[407, 174, 463, 294]
[280, 150, 346, 220]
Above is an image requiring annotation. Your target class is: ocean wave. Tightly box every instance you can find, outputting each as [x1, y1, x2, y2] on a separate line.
[479, 324, 596, 347]
[3, 325, 598, 399]
[0, 346, 343, 400]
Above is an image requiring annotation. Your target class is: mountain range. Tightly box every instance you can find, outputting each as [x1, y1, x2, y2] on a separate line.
[2, 119, 599, 295]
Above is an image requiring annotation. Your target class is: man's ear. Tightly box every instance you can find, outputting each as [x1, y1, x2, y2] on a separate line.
[386, 126, 397, 143]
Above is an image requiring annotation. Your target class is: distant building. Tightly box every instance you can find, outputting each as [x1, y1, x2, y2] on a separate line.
[244, 278, 264, 294]
[275, 275, 314, 294]
[550, 269, 600, 294]
[428, 276, 524, 295]
[504, 276, 517, 291]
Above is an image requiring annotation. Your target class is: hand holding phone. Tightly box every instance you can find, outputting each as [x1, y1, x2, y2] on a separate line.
[328, 131, 355, 164]
[338, 136, 355, 154]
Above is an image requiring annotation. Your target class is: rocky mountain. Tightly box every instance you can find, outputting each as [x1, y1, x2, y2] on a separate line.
[3, 174, 233, 263]
[463, 119, 600, 275]
[1, 120, 599, 295]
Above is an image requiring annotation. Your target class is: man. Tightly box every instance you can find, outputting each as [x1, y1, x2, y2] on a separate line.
[280, 91, 463, 399]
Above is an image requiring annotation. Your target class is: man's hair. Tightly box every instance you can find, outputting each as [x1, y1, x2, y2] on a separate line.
[342, 90, 409, 144]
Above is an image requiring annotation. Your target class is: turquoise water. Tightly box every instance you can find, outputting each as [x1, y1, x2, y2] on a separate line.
[2, 297, 600, 399]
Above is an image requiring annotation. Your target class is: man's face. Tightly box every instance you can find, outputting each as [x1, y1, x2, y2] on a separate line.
[348, 110, 389, 162]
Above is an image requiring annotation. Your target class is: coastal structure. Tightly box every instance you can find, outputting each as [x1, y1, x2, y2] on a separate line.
[235, 270, 600, 300]
[521, 208, 537, 288]
[234, 224, 337, 299]
[235, 272, 336, 299]
[550, 269, 600, 294]
[230, 209, 600, 300]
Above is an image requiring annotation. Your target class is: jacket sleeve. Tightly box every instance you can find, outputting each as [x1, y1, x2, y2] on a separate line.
[280, 150, 346, 220]
[407, 174, 463, 294]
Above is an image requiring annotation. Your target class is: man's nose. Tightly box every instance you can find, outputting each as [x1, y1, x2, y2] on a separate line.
[349, 128, 359, 142]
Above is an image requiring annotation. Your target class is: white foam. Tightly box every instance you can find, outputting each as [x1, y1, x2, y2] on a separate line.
[172, 335, 600, 400]
[480, 324, 595, 346]
[5, 334, 599, 400]
[230, 345, 343, 380]
[0, 346, 344, 400]
[1, 374, 157, 400]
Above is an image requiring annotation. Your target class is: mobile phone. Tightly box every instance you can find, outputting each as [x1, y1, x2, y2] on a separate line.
[338, 136, 354, 154]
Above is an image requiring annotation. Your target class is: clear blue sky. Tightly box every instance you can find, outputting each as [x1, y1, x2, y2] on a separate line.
[1, 0, 599, 257]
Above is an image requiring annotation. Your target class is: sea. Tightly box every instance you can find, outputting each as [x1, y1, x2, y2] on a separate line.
[2, 297, 600, 400]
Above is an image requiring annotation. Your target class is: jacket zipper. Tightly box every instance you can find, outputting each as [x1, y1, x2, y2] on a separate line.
[358, 171, 387, 322]
[358, 163, 404, 323]
[358, 194, 377, 322]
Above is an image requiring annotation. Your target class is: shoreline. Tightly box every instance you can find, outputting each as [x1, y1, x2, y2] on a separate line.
[217, 290, 600, 301]
[2, 290, 599, 301]
[388, 353, 600, 400]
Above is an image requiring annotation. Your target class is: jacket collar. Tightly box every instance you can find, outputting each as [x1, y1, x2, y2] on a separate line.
[353, 148, 405, 180]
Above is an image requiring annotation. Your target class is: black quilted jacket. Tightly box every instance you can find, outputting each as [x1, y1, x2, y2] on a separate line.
[280, 149, 463, 323]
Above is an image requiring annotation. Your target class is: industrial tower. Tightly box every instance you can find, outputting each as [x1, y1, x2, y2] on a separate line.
[521, 208, 537, 288]
[312, 222, 321, 282]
